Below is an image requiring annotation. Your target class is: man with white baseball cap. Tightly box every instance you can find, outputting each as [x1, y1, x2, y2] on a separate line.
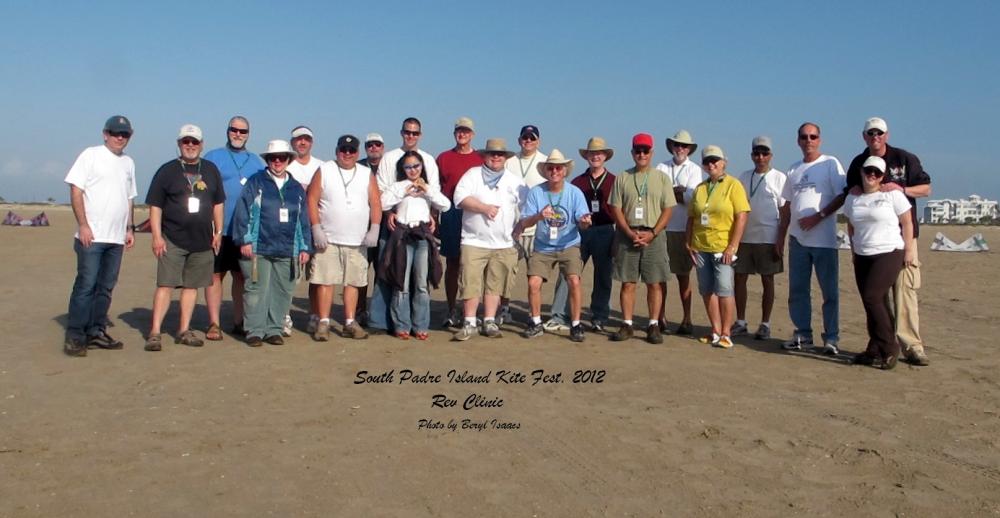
[356, 131, 385, 326]
[286, 125, 325, 336]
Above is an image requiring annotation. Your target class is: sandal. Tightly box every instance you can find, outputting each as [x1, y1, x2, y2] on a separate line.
[175, 330, 204, 347]
[395, 332, 411, 341]
[414, 332, 429, 341]
[206, 323, 223, 341]
[145, 333, 162, 352]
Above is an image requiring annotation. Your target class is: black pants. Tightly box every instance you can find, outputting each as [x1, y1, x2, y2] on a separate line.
[853, 249, 903, 360]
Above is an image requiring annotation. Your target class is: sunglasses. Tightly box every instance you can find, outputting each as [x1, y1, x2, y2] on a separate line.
[702, 157, 723, 165]
[866, 129, 885, 137]
[671, 143, 690, 149]
[179, 138, 201, 146]
[228, 127, 249, 135]
[401, 130, 421, 137]
[863, 167, 884, 177]
[403, 164, 423, 171]
[751, 150, 771, 157]
[486, 151, 508, 158]
[267, 155, 291, 163]
[338, 147, 359, 154]
[108, 131, 132, 139]
[632, 147, 651, 155]
[365, 142, 383, 148]
[798, 134, 820, 141]
[520, 135, 538, 142]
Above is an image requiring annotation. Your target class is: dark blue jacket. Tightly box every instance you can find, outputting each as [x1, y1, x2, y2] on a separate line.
[232, 170, 312, 257]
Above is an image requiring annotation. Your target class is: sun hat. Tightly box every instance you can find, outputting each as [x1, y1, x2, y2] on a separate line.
[260, 139, 295, 159]
[666, 130, 697, 153]
[478, 138, 516, 158]
[579, 136, 614, 161]
[537, 149, 574, 176]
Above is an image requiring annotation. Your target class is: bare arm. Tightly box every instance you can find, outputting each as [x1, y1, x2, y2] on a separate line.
[212, 202, 223, 254]
[903, 184, 931, 199]
[775, 201, 791, 259]
[306, 169, 322, 225]
[900, 211, 916, 266]
[723, 211, 748, 265]
[368, 174, 381, 226]
[70, 185, 93, 247]
[125, 200, 135, 250]
[150, 206, 166, 257]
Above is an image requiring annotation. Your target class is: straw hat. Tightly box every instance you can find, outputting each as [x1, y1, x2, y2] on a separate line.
[666, 130, 698, 153]
[477, 138, 516, 158]
[579, 136, 614, 161]
[537, 148, 574, 177]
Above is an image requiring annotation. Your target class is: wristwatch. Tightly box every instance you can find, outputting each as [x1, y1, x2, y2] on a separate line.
[818, 209, 827, 219]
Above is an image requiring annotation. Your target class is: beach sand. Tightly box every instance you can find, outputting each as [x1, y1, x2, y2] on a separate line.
[2, 206, 998, 516]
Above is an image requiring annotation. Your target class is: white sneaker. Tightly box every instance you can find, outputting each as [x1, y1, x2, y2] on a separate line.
[543, 319, 569, 332]
[730, 321, 749, 336]
[282, 314, 294, 337]
[818, 340, 840, 356]
[782, 335, 813, 350]
[753, 324, 771, 340]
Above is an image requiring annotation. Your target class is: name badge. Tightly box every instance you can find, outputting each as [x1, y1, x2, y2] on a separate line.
[279, 208, 290, 223]
[634, 206, 644, 220]
[701, 213, 709, 226]
[549, 225, 559, 241]
[240, 177, 247, 186]
[590, 200, 600, 213]
[188, 196, 200, 214]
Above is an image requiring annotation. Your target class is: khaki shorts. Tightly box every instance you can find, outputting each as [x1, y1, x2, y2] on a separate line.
[613, 230, 670, 284]
[527, 246, 583, 281]
[459, 245, 518, 299]
[310, 244, 369, 287]
[734, 242, 783, 275]
[157, 237, 214, 288]
[666, 231, 693, 275]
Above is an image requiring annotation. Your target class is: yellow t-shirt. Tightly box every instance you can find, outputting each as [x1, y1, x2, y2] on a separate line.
[688, 175, 751, 252]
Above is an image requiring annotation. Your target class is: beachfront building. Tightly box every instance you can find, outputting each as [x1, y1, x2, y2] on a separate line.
[923, 194, 999, 224]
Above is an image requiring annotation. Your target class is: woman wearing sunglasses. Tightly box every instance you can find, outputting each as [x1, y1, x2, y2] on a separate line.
[231, 140, 312, 347]
[842, 156, 915, 369]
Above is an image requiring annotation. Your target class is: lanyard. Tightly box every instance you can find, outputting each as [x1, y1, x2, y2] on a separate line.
[228, 149, 252, 176]
[632, 169, 650, 201]
[545, 186, 563, 211]
[179, 159, 202, 193]
[337, 165, 358, 194]
[517, 154, 538, 179]
[749, 171, 767, 198]
[589, 170, 608, 199]
[268, 169, 287, 207]
[704, 176, 725, 210]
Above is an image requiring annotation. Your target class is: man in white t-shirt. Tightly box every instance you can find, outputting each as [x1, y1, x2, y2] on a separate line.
[502, 124, 548, 327]
[777, 122, 847, 354]
[63, 115, 138, 357]
[732, 136, 786, 341]
[452, 138, 527, 341]
[655, 129, 704, 335]
[285, 125, 325, 336]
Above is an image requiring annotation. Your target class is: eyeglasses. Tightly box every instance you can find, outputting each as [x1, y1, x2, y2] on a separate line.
[365, 142, 383, 148]
[866, 129, 885, 137]
[486, 151, 508, 158]
[338, 147, 359, 154]
[863, 167, 884, 177]
[267, 155, 291, 163]
[401, 130, 421, 137]
[108, 131, 131, 139]
[520, 135, 538, 142]
[751, 150, 771, 157]
[179, 138, 201, 146]
[702, 157, 723, 165]
[403, 164, 423, 171]
[632, 147, 651, 155]
[228, 127, 249, 135]
[798, 134, 820, 141]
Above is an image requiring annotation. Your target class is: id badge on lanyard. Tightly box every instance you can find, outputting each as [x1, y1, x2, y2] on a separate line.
[590, 199, 600, 213]
[701, 212, 709, 226]
[279, 207, 290, 223]
[549, 225, 559, 241]
[634, 206, 644, 220]
[188, 196, 200, 214]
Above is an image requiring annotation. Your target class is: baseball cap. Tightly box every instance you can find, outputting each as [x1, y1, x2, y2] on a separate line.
[291, 126, 314, 139]
[104, 115, 133, 135]
[519, 125, 540, 139]
[751, 135, 772, 151]
[364, 133, 384, 145]
[337, 135, 360, 150]
[454, 117, 475, 131]
[632, 133, 654, 148]
[862, 156, 886, 173]
[702, 145, 726, 160]
[863, 117, 888, 133]
[177, 124, 203, 142]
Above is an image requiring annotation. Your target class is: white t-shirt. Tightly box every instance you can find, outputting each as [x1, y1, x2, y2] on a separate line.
[287, 156, 324, 188]
[843, 190, 910, 256]
[376, 148, 439, 194]
[655, 158, 704, 232]
[505, 151, 547, 236]
[737, 168, 787, 244]
[381, 180, 451, 226]
[64, 145, 137, 245]
[317, 162, 373, 246]
[780, 154, 847, 248]
[454, 166, 527, 249]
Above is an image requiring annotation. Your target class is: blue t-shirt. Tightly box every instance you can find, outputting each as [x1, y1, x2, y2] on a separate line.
[204, 146, 265, 236]
[522, 183, 589, 253]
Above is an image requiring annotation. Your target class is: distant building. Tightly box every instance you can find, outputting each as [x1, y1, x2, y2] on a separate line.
[924, 194, 999, 224]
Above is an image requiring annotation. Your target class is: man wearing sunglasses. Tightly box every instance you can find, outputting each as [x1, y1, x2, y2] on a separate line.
[286, 126, 325, 336]
[144, 125, 225, 351]
[63, 115, 137, 356]
[777, 122, 846, 355]
[357, 132, 385, 325]
[203, 116, 266, 339]
[504, 125, 549, 328]
[843, 117, 932, 366]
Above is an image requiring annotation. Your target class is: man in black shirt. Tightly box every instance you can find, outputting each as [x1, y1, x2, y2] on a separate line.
[144, 125, 225, 351]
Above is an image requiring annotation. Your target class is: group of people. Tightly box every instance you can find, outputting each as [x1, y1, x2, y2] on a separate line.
[63, 114, 931, 371]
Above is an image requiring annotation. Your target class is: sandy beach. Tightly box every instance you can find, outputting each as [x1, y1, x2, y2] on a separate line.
[1, 206, 998, 517]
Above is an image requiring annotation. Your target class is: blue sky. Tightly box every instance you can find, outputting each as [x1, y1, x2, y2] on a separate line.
[2, 0, 997, 204]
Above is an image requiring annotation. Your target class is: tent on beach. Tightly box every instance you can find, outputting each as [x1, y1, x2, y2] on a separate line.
[930, 232, 989, 252]
[2, 211, 50, 227]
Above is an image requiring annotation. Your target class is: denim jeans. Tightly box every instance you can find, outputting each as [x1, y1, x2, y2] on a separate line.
[391, 239, 430, 333]
[788, 237, 839, 342]
[66, 239, 124, 340]
[367, 230, 394, 332]
[239, 256, 296, 338]
[694, 251, 734, 297]
[551, 224, 615, 323]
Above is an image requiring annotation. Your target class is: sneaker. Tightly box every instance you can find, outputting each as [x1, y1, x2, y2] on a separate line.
[816, 340, 839, 356]
[88, 331, 124, 350]
[453, 323, 476, 342]
[699, 333, 720, 345]
[903, 348, 930, 366]
[313, 320, 330, 342]
[64, 337, 87, 357]
[282, 314, 294, 337]
[306, 315, 319, 334]
[782, 335, 813, 350]
[442, 310, 462, 329]
[482, 320, 503, 338]
[570, 324, 586, 343]
[715, 335, 734, 349]
[497, 305, 512, 326]
[753, 324, 771, 340]
[590, 320, 606, 333]
[543, 319, 569, 333]
[522, 323, 544, 339]
[342, 321, 368, 340]
[730, 322, 749, 336]
[646, 324, 663, 345]
[675, 322, 694, 336]
[611, 324, 634, 342]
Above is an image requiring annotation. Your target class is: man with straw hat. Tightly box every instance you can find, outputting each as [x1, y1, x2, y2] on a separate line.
[517, 149, 593, 342]
[655, 129, 704, 335]
[452, 138, 527, 341]
[548, 137, 617, 333]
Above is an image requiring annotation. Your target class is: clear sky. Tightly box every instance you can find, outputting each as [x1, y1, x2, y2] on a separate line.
[1, 0, 997, 204]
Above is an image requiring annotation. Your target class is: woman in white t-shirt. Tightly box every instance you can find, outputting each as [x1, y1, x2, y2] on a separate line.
[842, 156, 915, 370]
[380, 151, 451, 340]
